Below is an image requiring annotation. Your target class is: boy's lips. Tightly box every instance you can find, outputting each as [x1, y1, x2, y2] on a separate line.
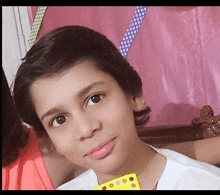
[85, 137, 116, 159]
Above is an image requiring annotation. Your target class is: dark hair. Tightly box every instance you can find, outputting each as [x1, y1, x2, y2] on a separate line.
[13, 25, 151, 139]
[2, 68, 29, 167]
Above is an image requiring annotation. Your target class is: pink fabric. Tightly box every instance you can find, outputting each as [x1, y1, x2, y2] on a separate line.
[35, 6, 136, 48]
[28, 6, 38, 26]
[2, 129, 55, 190]
[28, 6, 220, 126]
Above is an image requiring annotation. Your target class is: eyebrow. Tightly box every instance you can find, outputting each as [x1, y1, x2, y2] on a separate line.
[40, 81, 105, 122]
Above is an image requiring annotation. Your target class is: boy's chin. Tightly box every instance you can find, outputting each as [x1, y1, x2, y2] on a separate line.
[92, 154, 127, 176]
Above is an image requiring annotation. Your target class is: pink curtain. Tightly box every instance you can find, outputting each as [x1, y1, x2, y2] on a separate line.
[28, 6, 220, 127]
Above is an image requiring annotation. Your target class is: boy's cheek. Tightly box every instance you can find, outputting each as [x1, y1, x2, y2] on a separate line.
[64, 153, 89, 168]
[54, 143, 87, 165]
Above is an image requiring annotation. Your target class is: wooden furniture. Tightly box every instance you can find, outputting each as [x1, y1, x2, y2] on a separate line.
[138, 105, 220, 148]
[137, 105, 220, 168]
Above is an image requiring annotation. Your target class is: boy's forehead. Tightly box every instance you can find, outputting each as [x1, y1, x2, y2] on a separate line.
[30, 60, 117, 97]
[32, 60, 95, 83]
[29, 60, 125, 119]
[39, 59, 98, 79]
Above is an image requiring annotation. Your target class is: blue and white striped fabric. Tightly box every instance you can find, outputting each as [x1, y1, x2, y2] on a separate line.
[119, 6, 149, 58]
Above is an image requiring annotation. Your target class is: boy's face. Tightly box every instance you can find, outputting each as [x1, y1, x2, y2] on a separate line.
[30, 60, 144, 174]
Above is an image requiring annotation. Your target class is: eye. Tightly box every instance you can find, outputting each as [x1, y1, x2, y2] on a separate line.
[86, 94, 102, 107]
[51, 115, 66, 127]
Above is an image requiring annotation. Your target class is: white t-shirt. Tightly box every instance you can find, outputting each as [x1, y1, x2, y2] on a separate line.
[57, 147, 220, 190]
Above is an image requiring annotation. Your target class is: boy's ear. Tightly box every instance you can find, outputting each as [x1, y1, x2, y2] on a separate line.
[130, 95, 145, 112]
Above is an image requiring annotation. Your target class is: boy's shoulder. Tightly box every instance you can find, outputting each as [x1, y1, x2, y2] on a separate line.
[57, 169, 98, 190]
[154, 147, 220, 190]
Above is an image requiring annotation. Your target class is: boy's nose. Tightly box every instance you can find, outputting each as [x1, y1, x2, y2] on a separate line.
[73, 111, 101, 140]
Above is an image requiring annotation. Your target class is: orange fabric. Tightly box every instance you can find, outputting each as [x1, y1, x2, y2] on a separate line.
[2, 129, 54, 190]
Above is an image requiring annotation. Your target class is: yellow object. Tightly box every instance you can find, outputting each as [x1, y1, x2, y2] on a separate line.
[91, 173, 142, 190]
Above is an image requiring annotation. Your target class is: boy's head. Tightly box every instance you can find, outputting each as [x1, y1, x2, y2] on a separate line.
[13, 25, 150, 139]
